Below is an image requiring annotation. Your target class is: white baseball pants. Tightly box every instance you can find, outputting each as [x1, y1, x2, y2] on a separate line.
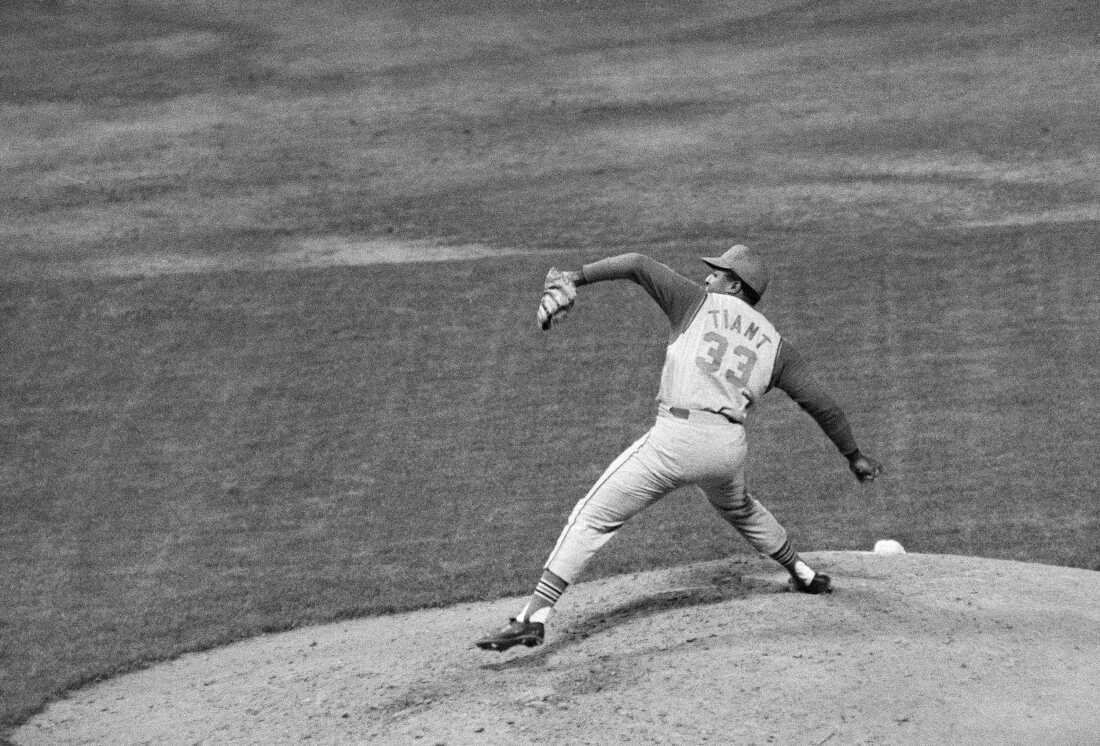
[544, 406, 789, 584]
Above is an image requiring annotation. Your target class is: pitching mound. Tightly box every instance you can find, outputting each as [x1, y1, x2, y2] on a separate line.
[14, 552, 1099, 744]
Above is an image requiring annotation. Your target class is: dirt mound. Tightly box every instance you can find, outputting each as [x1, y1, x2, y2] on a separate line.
[14, 552, 1099, 745]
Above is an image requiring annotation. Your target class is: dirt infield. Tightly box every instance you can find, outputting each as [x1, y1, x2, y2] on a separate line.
[14, 552, 1098, 745]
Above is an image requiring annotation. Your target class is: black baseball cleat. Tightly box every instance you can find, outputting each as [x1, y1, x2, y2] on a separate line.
[790, 573, 833, 594]
[475, 618, 545, 652]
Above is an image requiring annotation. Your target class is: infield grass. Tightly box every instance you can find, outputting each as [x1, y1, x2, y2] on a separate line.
[2, 0, 1097, 733]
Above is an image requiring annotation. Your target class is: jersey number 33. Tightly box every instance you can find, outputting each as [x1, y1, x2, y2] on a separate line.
[695, 331, 757, 388]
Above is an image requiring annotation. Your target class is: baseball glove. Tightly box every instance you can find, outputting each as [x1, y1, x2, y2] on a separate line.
[537, 267, 577, 330]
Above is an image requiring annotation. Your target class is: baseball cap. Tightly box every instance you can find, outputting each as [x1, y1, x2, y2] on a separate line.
[701, 244, 769, 299]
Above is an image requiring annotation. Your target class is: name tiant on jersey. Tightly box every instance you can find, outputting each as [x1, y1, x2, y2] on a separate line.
[706, 308, 774, 350]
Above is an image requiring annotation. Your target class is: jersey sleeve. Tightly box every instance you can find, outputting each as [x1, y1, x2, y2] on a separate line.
[769, 340, 860, 458]
[578, 253, 704, 330]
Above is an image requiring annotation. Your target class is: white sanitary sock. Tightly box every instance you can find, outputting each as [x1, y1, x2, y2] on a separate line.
[528, 606, 552, 624]
[793, 560, 816, 584]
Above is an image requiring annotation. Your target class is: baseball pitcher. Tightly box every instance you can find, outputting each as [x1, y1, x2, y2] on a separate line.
[476, 246, 884, 652]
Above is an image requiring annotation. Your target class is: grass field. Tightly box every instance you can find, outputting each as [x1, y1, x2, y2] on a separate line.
[2, 0, 1097, 734]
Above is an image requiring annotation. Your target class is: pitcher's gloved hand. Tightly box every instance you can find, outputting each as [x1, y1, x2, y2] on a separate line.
[537, 267, 578, 330]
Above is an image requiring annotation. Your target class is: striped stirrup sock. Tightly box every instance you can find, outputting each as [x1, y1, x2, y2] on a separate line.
[534, 574, 567, 607]
[771, 540, 817, 584]
[770, 539, 797, 569]
[518, 572, 570, 624]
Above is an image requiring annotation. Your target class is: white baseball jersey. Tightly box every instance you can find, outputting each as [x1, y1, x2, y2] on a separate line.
[658, 293, 779, 422]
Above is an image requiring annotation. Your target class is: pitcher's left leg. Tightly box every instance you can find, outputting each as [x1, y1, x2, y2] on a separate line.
[703, 483, 832, 594]
[705, 482, 787, 556]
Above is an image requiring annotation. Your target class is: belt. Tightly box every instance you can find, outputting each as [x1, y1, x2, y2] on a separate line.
[666, 406, 742, 425]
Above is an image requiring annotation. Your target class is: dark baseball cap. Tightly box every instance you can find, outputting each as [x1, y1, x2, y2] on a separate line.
[701, 244, 769, 298]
